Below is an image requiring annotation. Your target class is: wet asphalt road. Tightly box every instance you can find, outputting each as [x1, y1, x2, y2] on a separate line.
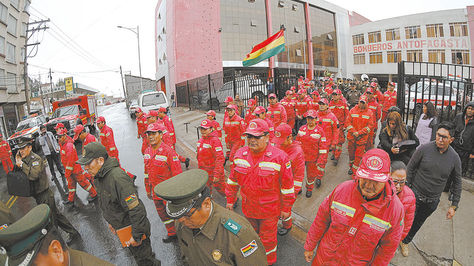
[0, 102, 306, 266]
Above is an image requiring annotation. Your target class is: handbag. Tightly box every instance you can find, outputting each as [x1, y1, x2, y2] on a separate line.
[7, 169, 35, 197]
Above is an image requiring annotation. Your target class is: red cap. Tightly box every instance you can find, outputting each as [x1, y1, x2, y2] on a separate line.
[333, 89, 342, 95]
[298, 89, 307, 94]
[253, 106, 266, 115]
[73, 124, 84, 141]
[370, 82, 378, 88]
[355, 148, 390, 182]
[54, 123, 65, 130]
[290, 86, 296, 91]
[318, 98, 329, 105]
[268, 93, 277, 99]
[359, 95, 368, 103]
[135, 107, 143, 113]
[226, 104, 238, 112]
[310, 90, 320, 96]
[273, 123, 292, 145]
[97, 116, 106, 123]
[366, 87, 375, 94]
[305, 110, 318, 118]
[57, 128, 68, 136]
[206, 110, 216, 117]
[285, 90, 293, 96]
[247, 99, 257, 107]
[158, 107, 167, 113]
[146, 122, 166, 133]
[244, 119, 269, 137]
[224, 96, 234, 103]
[199, 119, 213, 129]
[148, 110, 159, 117]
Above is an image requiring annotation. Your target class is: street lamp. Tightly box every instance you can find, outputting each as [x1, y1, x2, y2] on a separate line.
[117, 25, 143, 93]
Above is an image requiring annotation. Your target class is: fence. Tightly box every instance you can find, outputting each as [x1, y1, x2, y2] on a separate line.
[397, 61, 473, 128]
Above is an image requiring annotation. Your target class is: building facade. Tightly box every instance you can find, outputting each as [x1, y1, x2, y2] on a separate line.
[0, 0, 30, 136]
[155, 0, 352, 97]
[350, 7, 474, 81]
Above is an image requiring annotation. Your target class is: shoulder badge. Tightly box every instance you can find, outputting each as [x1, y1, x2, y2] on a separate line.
[32, 161, 39, 166]
[125, 194, 139, 210]
[211, 249, 222, 262]
[240, 240, 258, 258]
[223, 218, 241, 235]
[144, 154, 151, 160]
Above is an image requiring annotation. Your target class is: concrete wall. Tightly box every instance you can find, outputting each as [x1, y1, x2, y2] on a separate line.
[467, 5, 474, 79]
[348, 11, 371, 27]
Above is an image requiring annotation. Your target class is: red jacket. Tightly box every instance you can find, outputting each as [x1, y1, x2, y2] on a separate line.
[275, 141, 305, 193]
[280, 98, 296, 121]
[143, 142, 182, 196]
[0, 140, 12, 160]
[244, 108, 256, 124]
[161, 115, 176, 145]
[329, 98, 349, 125]
[60, 140, 82, 178]
[345, 106, 375, 144]
[304, 180, 404, 265]
[295, 96, 312, 117]
[140, 121, 173, 154]
[99, 125, 118, 157]
[226, 145, 295, 218]
[197, 131, 224, 179]
[83, 133, 97, 147]
[308, 99, 320, 112]
[316, 110, 339, 147]
[397, 185, 416, 239]
[382, 90, 397, 113]
[223, 114, 246, 146]
[366, 97, 381, 123]
[375, 89, 384, 107]
[263, 118, 275, 139]
[209, 119, 222, 138]
[136, 114, 147, 137]
[296, 125, 328, 165]
[267, 103, 287, 128]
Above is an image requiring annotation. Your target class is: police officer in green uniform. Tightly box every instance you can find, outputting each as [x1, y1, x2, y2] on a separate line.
[77, 142, 161, 266]
[14, 136, 80, 244]
[0, 204, 114, 265]
[154, 169, 267, 266]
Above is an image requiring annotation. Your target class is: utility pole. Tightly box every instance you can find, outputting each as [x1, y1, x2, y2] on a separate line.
[38, 73, 45, 115]
[120, 65, 127, 100]
[24, 19, 50, 114]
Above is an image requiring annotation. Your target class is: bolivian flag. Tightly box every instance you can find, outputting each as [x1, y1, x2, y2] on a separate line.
[242, 29, 285, 67]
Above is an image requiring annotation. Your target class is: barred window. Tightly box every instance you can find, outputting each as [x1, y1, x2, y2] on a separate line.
[387, 51, 401, 63]
[385, 28, 400, 41]
[352, 34, 364, 45]
[353, 54, 365, 65]
[449, 22, 468, 37]
[426, 24, 444, 38]
[368, 31, 381, 43]
[405, 26, 421, 39]
[369, 52, 383, 64]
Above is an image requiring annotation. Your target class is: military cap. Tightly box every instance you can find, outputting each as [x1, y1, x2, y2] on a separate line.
[154, 169, 209, 219]
[17, 136, 34, 149]
[77, 142, 107, 165]
[0, 204, 51, 266]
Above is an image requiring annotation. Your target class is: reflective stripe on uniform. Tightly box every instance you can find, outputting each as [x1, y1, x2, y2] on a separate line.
[266, 246, 277, 255]
[317, 166, 325, 172]
[69, 189, 76, 192]
[86, 184, 92, 191]
[346, 125, 354, 130]
[351, 114, 360, 118]
[319, 149, 327, 154]
[169, 133, 175, 136]
[144, 174, 149, 179]
[331, 201, 356, 217]
[322, 118, 333, 123]
[234, 158, 250, 168]
[281, 187, 295, 195]
[365, 127, 371, 133]
[363, 214, 391, 230]
[202, 143, 211, 148]
[163, 219, 174, 225]
[109, 147, 116, 151]
[259, 161, 281, 171]
[282, 216, 291, 222]
[227, 178, 238, 185]
[310, 133, 321, 139]
[155, 155, 167, 161]
[307, 180, 315, 185]
[294, 181, 303, 187]
[66, 166, 74, 170]
[361, 115, 370, 119]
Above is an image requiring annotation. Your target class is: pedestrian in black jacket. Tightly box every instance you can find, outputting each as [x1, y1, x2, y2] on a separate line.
[452, 101, 474, 177]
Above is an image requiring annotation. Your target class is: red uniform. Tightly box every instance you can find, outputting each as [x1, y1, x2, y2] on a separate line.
[275, 140, 305, 229]
[382, 90, 397, 121]
[144, 142, 182, 236]
[345, 106, 375, 176]
[136, 114, 147, 137]
[266, 103, 287, 128]
[60, 140, 96, 202]
[244, 108, 257, 124]
[397, 185, 416, 239]
[209, 119, 222, 138]
[308, 100, 320, 112]
[316, 110, 339, 149]
[366, 97, 381, 150]
[226, 145, 295, 265]
[99, 125, 119, 161]
[329, 98, 349, 160]
[0, 140, 13, 174]
[296, 125, 328, 190]
[83, 133, 97, 147]
[263, 118, 275, 139]
[160, 115, 176, 145]
[304, 180, 404, 265]
[280, 98, 296, 128]
[295, 96, 312, 117]
[223, 114, 246, 163]
[141, 121, 173, 154]
[197, 131, 225, 194]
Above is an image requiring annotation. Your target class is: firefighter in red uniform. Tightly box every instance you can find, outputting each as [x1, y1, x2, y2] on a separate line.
[73, 124, 97, 149]
[196, 119, 225, 195]
[304, 149, 404, 265]
[97, 116, 120, 162]
[223, 96, 234, 121]
[54, 123, 65, 134]
[316, 98, 339, 164]
[135, 108, 147, 139]
[329, 89, 349, 165]
[158, 107, 190, 167]
[143, 123, 182, 243]
[254, 106, 275, 139]
[296, 110, 329, 197]
[280, 90, 296, 129]
[0, 134, 13, 174]
[226, 118, 295, 265]
[308, 91, 320, 111]
[206, 110, 222, 138]
[244, 99, 257, 124]
[142, 111, 172, 154]
[365, 86, 381, 150]
[272, 123, 305, 236]
[382, 82, 397, 121]
[223, 104, 246, 166]
[267, 93, 287, 128]
[345, 95, 375, 177]
[57, 128, 97, 205]
[295, 89, 312, 132]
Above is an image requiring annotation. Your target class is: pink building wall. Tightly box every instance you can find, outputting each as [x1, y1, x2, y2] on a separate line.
[467, 6, 474, 79]
[348, 11, 371, 27]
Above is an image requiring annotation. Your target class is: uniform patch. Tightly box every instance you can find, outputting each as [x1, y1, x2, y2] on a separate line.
[286, 161, 291, 169]
[223, 218, 241, 235]
[125, 194, 139, 210]
[215, 147, 222, 151]
[240, 240, 258, 257]
[211, 249, 222, 262]
[32, 161, 39, 166]
[172, 156, 179, 162]
[0, 224, 8, 231]
[144, 154, 151, 160]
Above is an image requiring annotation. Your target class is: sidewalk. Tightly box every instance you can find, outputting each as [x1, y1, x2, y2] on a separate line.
[170, 107, 474, 266]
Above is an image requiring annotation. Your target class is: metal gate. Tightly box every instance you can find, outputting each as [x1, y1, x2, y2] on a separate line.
[397, 61, 474, 128]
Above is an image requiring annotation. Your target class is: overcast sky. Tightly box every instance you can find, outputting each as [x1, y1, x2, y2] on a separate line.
[28, 0, 472, 97]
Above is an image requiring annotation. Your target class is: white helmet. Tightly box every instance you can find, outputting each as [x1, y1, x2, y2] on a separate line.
[361, 74, 369, 81]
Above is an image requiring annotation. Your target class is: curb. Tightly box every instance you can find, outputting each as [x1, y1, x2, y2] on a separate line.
[462, 178, 474, 193]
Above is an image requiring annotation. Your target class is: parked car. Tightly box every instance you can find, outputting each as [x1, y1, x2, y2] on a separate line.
[405, 81, 458, 116]
[137, 91, 169, 113]
[129, 99, 139, 118]
[8, 114, 47, 154]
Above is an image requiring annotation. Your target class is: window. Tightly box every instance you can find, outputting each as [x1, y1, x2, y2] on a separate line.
[23, 0, 30, 13]
[385, 28, 400, 41]
[405, 26, 421, 39]
[387, 51, 401, 63]
[0, 3, 7, 24]
[369, 52, 383, 64]
[6, 42, 15, 63]
[407, 50, 423, 62]
[428, 50, 445, 63]
[352, 34, 364, 45]
[7, 15, 17, 35]
[451, 50, 470, 65]
[10, 0, 19, 10]
[0, 69, 5, 88]
[426, 24, 444, 37]
[0, 36, 4, 55]
[6, 72, 16, 93]
[353, 54, 365, 64]
[368, 31, 381, 43]
[21, 22, 26, 37]
[449, 22, 468, 37]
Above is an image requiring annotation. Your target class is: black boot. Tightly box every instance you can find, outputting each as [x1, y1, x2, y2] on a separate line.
[278, 226, 292, 236]
[348, 168, 353, 175]
[306, 190, 312, 198]
[184, 158, 190, 169]
[315, 179, 321, 188]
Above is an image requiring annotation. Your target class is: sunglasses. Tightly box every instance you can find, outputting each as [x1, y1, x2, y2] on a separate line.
[246, 134, 265, 139]
[392, 180, 407, 185]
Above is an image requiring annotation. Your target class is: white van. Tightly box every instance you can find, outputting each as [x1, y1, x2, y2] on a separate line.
[138, 91, 169, 113]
